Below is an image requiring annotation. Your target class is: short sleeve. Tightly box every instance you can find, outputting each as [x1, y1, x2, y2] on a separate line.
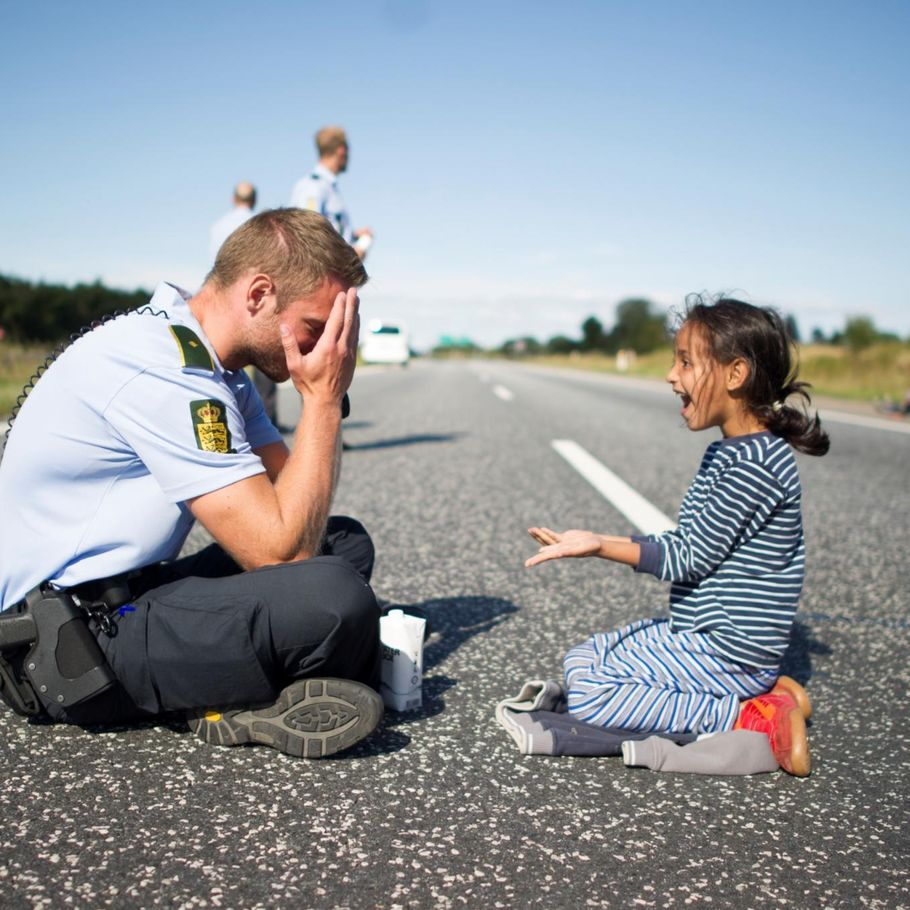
[104, 367, 268, 502]
[228, 370, 283, 450]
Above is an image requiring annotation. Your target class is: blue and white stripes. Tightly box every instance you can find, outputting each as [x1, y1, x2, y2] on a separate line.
[635, 432, 805, 668]
[564, 619, 778, 733]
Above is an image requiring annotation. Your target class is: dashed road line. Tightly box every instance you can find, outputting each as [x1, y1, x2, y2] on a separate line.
[552, 439, 676, 535]
[493, 385, 514, 401]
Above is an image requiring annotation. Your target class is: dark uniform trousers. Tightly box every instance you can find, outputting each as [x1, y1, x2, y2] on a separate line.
[50, 516, 380, 725]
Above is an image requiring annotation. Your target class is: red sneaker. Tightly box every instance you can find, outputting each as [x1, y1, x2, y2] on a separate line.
[772, 675, 812, 720]
[734, 690, 811, 777]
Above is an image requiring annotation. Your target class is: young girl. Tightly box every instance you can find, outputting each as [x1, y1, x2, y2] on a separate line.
[525, 296, 829, 776]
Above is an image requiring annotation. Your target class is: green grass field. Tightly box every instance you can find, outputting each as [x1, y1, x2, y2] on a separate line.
[0, 344, 51, 418]
[523, 342, 910, 404]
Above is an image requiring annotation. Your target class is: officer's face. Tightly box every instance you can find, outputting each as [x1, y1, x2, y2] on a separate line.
[255, 275, 346, 382]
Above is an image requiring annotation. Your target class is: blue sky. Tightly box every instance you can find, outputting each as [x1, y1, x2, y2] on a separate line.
[2, 1, 908, 349]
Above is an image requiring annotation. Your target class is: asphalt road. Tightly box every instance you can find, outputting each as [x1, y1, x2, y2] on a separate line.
[2, 359, 908, 909]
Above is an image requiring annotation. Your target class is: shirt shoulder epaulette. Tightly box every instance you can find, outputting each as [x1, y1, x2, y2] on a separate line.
[168, 324, 214, 372]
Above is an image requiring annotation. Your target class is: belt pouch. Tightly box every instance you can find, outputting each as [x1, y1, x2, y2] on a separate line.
[23, 587, 117, 712]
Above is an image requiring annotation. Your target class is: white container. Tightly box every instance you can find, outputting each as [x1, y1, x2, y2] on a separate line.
[379, 609, 426, 712]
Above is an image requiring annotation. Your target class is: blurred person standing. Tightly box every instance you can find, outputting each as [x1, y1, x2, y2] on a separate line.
[209, 181, 257, 261]
[291, 126, 373, 259]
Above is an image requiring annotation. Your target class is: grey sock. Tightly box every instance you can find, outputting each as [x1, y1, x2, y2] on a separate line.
[623, 730, 778, 775]
[499, 710, 555, 754]
[622, 737, 656, 768]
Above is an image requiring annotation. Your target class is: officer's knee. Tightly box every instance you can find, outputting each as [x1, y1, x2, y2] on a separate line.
[260, 558, 380, 686]
[323, 515, 374, 580]
[279, 556, 378, 632]
[326, 515, 370, 539]
[324, 562, 379, 631]
[263, 557, 378, 656]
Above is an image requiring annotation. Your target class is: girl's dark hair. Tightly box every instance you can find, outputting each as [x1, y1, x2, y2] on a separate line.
[679, 293, 829, 456]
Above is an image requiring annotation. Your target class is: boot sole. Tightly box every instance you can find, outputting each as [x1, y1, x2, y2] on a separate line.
[189, 678, 384, 758]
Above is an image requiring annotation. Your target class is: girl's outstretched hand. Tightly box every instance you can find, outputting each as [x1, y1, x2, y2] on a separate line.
[525, 527, 603, 567]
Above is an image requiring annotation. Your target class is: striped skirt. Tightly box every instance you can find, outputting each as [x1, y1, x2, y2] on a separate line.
[563, 618, 778, 734]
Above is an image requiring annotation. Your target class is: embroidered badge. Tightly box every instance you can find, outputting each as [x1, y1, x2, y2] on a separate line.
[190, 399, 232, 453]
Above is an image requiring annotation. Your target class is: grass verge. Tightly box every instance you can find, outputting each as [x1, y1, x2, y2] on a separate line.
[0, 344, 50, 418]
[519, 343, 910, 404]
[3, 340, 909, 416]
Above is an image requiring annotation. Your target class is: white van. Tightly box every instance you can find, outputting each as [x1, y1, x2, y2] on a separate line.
[360, 320, 410, 366]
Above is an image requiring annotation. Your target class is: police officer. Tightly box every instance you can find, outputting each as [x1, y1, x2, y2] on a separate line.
[208, 180, 257, 261]
[0, 208, 384, 758]
[291, 125, 374, 259]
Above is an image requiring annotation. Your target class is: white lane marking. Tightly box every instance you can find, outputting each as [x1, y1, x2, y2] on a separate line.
[493, 385, 514, 401]
[818, 409, 910, 435]
[552, 439, 676, 535]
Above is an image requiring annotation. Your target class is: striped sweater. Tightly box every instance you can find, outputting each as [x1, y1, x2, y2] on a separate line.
[635, 432, 804, 668]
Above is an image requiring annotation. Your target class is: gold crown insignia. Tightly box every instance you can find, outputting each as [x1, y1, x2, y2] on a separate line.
[196, 403, 222, 423]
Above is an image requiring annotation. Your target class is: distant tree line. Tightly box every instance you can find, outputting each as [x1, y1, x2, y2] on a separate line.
[498, 300, 905, 358]
[812, 316, 903, 352]
[3, 273, 902, 357]
[500, 298, 670, 356]
[0, 274, 150, 343]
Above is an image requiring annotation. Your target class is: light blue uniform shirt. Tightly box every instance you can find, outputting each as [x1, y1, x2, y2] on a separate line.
[0, 283, 282, 610]
[290, 162, 353, 243]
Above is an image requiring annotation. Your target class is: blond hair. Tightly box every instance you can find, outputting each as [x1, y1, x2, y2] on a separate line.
[206, 208, 367, 310]
[316, 125, 348, 157]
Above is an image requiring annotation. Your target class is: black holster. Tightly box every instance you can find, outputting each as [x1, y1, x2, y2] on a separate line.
[0, 586, 117, 717]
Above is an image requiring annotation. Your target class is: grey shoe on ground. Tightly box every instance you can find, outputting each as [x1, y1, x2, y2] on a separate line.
[187, 678, 384, 758]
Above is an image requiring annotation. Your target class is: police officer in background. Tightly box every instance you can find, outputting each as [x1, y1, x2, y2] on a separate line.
[208, 180, 257, 261]
[0, 208, 384, 758]
[291, 125, 374, 259]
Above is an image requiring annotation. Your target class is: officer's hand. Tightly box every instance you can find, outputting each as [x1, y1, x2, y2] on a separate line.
[280, 287, 359, 405]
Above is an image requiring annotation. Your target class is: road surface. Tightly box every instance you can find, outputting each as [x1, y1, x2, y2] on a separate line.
[1, 360, 908, 909]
